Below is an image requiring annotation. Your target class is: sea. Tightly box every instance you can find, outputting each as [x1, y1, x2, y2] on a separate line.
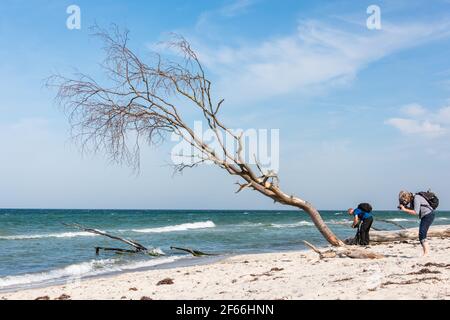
[1, 209, 449, 292]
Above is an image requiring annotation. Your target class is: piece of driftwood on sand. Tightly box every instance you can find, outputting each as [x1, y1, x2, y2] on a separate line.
[352, 225, 450, 244]
[303, 241, 384, 259]
[360, 225, 450, 243]
[297, 225, 450, 260]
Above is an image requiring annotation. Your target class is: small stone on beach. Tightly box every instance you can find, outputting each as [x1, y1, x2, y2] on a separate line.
[157, 278, 174, 285]
[270, 267, 284, 272]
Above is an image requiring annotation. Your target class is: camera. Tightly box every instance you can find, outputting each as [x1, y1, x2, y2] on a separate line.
[398, 199, 411, 210]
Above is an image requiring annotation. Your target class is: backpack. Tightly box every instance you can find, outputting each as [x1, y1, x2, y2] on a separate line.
[416, 191, 439, 210]
[357, 203, 373, 213]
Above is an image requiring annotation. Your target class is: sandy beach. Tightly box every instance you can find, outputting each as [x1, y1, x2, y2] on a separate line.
[2, 238, 450, 300]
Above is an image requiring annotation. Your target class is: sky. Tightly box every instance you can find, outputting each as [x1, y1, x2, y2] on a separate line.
[0, 0, 450, 210]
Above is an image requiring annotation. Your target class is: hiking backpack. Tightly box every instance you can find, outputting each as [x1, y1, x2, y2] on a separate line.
[357, 203, 373, 213]
[416, 191, 439, 210]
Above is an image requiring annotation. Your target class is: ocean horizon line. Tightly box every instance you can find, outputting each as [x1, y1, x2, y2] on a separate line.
[2, 207, 447, 212]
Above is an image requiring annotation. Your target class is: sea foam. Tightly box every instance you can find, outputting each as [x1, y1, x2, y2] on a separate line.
[0, 255, 181, 290]
[0, 232, 97, 241]
[271, 221, 314, 228]
[131, 221, 216, 233]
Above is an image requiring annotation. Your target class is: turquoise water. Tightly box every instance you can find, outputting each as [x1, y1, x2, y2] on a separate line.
[1, 209, 449, 291]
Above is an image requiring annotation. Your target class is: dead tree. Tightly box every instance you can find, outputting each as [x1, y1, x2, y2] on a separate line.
[170, 246, 217, 257]
[49, 26, 344, 247]
[64, 223, 162, 256]
[65, 223, 216, 257]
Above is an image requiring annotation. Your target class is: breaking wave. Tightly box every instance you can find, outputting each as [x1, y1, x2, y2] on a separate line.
[0, 255, 181, 291]
[132, 221, 216, 233]
[0, 232, 97, 241]
[271, 221, 314, 228]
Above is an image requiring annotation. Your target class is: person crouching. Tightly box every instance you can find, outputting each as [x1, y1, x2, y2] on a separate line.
[347, 203, 374, 246]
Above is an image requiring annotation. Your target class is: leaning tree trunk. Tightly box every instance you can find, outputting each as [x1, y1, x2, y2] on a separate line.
[245, 178, 345, 247]
[300, 203, 344, 246]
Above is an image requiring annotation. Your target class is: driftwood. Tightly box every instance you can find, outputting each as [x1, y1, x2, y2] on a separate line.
[95, 247, 138, 255]
[328, 220, 386, 232]
[303, 241, 384, 260]
[303, 241, 339, 259]
[64, 224, 215, 257]
[346, 225, 450, 244]
[64, 223, 162, 256]
[170, 246, 217, 257]
[64, 223, 147, 251]
[376, 219, 407, 230]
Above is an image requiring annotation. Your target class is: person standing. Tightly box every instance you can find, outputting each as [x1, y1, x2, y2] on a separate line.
[398, 190, 439, 256]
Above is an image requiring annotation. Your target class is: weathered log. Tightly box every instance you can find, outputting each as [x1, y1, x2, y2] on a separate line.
[339, 247, 384, 259]
[302, 241, 383, 259]
[64, 223, 164, 256]
[170, 246, 217, 257]
[346, 225, 450, 244]
[64, 223, 148, 251]
[376, 219, 407, 230]
[303, 241, 337, 259]
[95, 247, 139, 255]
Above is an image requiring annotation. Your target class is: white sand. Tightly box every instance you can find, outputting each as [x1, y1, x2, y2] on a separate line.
[2, 238, 450, 300]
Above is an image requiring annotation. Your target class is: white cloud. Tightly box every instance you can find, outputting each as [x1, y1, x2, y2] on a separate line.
[193, 19, 450, 103]
[386, 103, 450, 138]
[195, 0, 256, 33]
[401, 103, 427, 117]
[220, 0, 255, 17]
[385, 118, 446, 137]
[435, 106, 450, 124]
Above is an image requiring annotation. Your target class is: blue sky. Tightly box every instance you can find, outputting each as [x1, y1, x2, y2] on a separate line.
[1, 0, 450, 210]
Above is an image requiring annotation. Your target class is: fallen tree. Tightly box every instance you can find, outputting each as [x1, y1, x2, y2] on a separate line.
[65, 223, 215, 257]
[344, 225, 450, 244]
[170, 246, 217, 257]
[64, 223, 162, 256]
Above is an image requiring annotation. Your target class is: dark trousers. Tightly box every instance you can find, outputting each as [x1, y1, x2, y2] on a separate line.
[358, 217, 373, 245]
[419, 213, 435, 244]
